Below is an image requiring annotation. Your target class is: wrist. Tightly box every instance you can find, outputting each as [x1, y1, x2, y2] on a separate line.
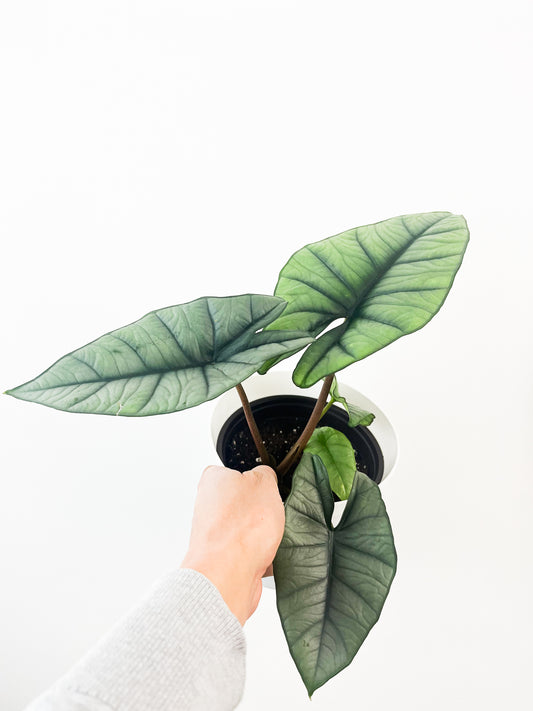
[181, 550, 259, 626]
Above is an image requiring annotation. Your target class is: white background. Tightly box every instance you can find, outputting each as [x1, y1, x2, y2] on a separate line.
[1, 1, 532, 709]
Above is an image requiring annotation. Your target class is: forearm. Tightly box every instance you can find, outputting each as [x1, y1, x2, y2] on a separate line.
[24, 569, 246, 711]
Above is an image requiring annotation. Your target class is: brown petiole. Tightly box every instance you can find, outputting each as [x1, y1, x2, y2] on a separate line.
[276, 374, 334, 478]
[236, 373, 335, 480]
[235, 383, 274, 468]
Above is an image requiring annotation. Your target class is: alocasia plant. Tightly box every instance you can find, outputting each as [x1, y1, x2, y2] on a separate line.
[5, 211, 469, 695]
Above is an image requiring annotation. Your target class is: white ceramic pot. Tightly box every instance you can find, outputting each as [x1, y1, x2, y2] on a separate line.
[210, 370, 398, 589]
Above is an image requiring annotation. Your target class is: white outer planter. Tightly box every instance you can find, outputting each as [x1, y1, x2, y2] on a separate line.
[210, 370, 398, 589]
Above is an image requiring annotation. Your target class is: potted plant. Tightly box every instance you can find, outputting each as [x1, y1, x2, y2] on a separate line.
[210, 368, 399, 534]
[5, 211, 469, 697]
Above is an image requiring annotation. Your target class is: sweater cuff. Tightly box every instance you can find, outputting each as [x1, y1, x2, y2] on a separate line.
[56, 568, 246, 711]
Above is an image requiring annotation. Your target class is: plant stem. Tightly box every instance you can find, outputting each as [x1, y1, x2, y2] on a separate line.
[277, 374, 335, 478]
[321, 398, 334, 419]
[235, 383, 272, 467]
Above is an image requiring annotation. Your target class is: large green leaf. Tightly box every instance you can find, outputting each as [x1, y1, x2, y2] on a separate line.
[304, 426, 356, 500]
[6, 295, 313, 416]
[274, 453, 397, 696]
[264, 212, 469, 386]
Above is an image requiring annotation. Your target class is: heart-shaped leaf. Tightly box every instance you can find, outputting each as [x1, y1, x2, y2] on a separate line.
[6, 295, 313, 416]
[327, 375, 375, 427]
[304, 426, 356, 500]
[274, 453, 397, 696]
[264, 212, 469, 386]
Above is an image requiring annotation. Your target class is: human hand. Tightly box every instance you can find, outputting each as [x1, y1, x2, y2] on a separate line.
[180, 464, 285, 626]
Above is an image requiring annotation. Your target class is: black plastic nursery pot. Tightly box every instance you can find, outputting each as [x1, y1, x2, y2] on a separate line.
[216, 395, 384, 501]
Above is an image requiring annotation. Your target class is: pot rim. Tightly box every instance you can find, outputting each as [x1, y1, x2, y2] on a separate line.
[211, 370, 398, 482]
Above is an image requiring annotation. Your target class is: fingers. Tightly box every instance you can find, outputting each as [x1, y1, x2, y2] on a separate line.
[248, 464, 278, 483]
[202, 464, 221, 476]
[200, 464, 280, 499]
[202, 464, 244, 478]
[203, 464, 277, 480]
[199, 464, 241, 489]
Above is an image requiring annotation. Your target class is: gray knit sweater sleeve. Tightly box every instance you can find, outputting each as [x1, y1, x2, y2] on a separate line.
[24, 569, 246, 711]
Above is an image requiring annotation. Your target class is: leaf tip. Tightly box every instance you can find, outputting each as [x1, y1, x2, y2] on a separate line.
[291, 368, 309, 389]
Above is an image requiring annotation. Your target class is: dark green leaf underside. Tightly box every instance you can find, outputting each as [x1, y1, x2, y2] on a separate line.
[6, 294, 313, 416]
[274, 453, 397, 695]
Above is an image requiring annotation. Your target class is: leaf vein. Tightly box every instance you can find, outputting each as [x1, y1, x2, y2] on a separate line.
[109, 334, 150, 369]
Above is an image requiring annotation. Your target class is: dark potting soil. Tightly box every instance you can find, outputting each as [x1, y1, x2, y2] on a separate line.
[221, 406, 374, 501]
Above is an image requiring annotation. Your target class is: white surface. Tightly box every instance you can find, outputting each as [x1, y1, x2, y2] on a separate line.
[1, 1, 532, 709]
